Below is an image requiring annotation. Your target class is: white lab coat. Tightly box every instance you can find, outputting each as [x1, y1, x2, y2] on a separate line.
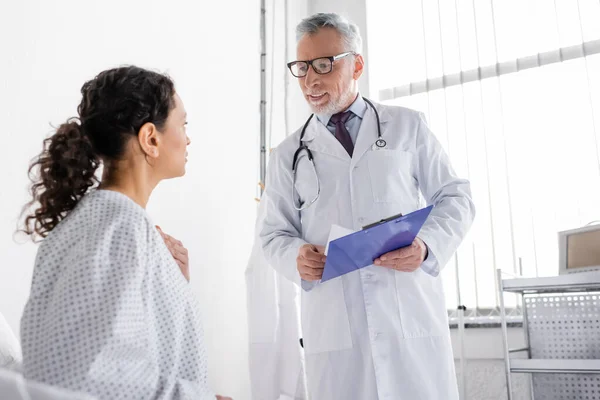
[260, 102, 475, 400]
[246, 197, 306, 400]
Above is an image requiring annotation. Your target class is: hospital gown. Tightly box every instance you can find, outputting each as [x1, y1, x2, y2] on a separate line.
[20, 189, 214, 400]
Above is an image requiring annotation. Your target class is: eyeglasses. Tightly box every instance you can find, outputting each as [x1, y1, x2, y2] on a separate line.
[287, 52, 355, 78]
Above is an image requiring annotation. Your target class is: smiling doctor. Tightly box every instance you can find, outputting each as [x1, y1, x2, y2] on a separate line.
[260, 12, 475, 400]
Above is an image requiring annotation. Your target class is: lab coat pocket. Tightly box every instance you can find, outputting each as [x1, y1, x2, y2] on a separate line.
[394, 268, 448, 338]
[301, 278, 353, 354]
[367, 149, 417, 203]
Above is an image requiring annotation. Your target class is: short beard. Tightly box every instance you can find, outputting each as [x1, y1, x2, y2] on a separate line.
[309, 84, 357, 115]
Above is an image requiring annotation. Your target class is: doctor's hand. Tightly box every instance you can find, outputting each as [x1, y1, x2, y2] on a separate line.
[216, 396, 232, 400]
[156, 226, 190, 282]
[373, 238, 428, 273]
[297, 244, 326, 281]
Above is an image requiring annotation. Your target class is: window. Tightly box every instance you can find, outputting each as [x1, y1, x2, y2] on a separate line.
[366, 0, 600, 315]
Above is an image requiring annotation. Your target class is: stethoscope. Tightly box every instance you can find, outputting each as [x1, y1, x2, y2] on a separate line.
[292, 97, 386, 211]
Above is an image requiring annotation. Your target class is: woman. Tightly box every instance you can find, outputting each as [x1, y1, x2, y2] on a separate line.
[20, 66, 231, 400]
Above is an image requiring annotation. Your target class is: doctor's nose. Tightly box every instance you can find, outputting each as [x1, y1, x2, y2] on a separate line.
[303, 66, 321, 88]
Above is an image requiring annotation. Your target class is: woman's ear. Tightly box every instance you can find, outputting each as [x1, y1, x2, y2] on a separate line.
[138, 122, 160, 158]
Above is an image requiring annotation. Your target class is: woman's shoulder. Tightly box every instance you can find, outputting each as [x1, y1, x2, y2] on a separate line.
[42, 190, 155, 254]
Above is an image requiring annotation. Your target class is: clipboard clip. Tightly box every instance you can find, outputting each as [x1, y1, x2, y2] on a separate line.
[362, 212, 404, 230]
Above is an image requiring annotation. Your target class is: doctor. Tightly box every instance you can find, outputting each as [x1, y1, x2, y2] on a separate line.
[260, 12, 475, 400]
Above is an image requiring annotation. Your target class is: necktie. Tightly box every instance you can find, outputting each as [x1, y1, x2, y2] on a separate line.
[330, 111, 354, 156]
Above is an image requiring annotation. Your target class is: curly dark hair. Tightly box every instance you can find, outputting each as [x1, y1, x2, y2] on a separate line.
[22, 66, 176, 240]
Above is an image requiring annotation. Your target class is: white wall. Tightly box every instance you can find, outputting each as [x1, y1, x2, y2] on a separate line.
[0, 1, 258, 398]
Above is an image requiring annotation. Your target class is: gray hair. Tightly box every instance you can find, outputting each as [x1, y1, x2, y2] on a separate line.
[296, 13, 363, 54]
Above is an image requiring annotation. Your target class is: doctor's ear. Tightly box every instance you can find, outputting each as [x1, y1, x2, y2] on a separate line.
[353, 54, 365, 80]
[138, 122, 160, 158]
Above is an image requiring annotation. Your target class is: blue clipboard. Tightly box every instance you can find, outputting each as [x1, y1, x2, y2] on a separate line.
[321, 205, 433, 282]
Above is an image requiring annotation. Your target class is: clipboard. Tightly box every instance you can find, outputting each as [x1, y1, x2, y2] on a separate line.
[321, 205, 433, 282]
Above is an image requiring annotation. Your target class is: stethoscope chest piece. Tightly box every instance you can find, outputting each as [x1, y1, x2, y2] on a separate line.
[372, 139, 387, 150]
